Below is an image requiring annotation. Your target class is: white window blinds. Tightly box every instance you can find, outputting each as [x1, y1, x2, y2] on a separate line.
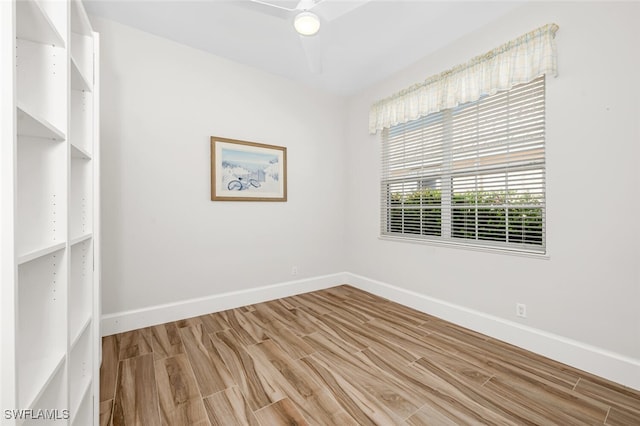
[381, 76, 546, 253]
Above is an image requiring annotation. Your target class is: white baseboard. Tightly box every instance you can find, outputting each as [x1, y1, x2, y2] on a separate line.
[101, 272, 347, 336]
[100, 271, 640, 390]
[345, 272, 640, 391]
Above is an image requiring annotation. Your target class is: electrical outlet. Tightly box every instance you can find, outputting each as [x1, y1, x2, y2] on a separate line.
[291, 266, 298, 276]
[516, 303, 527, 318]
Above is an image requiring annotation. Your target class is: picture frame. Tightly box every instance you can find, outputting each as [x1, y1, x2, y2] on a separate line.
[211, 136, 287, 201]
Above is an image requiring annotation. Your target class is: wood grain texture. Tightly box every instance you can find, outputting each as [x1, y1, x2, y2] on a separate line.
[115, 328, 153, 360]
[253, 398, 309, 426]
[101, 285, 640, 425]
[213, 328, 282, 411]
[155, 354, 210, 425]
[150, 322, 184, 361]
[204, 387, 260, 426]
[246, 340, 355, 425]
[180, 325, 235, 397]
[112, 353, 161, 426]
[100, 400, 113, 426]
[100, 335, 119, 402]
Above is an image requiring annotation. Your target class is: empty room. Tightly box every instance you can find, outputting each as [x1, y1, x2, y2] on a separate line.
[2, 0, 639, 425]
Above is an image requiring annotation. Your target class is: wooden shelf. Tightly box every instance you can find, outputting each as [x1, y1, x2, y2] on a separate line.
[6, 1, 99, 424]
[16, 0, 65, 47]
[69, 325, 92, 417]
[16, 39, 67, 134]
[70, 232, 93, 246]
[71, 142, 92, 160]
[28, 358, 67, 414]
[71, 380, 92, 425]
[70, 158, 93, 239]
[17, 241, 65, 265]
[16, 135, 66, 256]
[17, 104, 65, 141]
[21, 352, 65, 409]
[70, 240, 92, 344]
[70, 0, 93, 36]
[71, 31, 93, 88]
[71, 89, 94, 156]
[71, 380, 92, 426]
[70, 317, 92, 349]
[17, 250, 67, 408]
[71, 56, 92, 92]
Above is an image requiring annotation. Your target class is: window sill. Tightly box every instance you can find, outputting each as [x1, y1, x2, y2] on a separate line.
[379, 235, 550, 260]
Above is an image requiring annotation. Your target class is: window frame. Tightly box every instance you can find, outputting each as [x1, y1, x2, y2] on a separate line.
[380, 76, 547, 255]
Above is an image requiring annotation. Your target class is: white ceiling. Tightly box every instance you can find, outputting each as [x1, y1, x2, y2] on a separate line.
[84, 0, 523, 95]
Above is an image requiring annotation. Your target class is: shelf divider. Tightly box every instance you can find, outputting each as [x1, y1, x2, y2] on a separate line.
[71, 57, 92, 92]
[70, 232, 92, 247]
[70, 0, 93, 36]
[22, 352, 66, 409]
[16, 0, 65, 47]
[17, 104, 66, 141]
[71, 142, 91, 160]
[17, 241, 66, 265]
[70, 317, 92, 349]
[70, 378, 92, 425]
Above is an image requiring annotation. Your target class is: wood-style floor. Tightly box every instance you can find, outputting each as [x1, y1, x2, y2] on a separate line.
[100, 285, 640, 425]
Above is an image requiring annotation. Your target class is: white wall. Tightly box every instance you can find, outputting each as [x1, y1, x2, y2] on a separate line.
[92, 17, 348, 315]
[345, 0, 640, 363]
[94, 2, 640, 388]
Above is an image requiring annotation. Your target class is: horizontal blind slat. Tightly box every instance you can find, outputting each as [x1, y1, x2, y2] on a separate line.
[381, 76, 546, 253]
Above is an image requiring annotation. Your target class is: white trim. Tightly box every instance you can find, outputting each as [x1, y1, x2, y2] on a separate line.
[378, 235, 551, 260]
[101, 273, 347, 336]
[100, 271, 640, 390]
[345, 272, 640, 391]
[91, 30, 101, 426]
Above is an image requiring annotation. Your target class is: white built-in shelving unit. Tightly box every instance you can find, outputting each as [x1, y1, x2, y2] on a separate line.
[1, 0, 99, 424]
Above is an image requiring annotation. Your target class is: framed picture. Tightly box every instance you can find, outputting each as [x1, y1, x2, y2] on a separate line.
[211, 136, 287, 201]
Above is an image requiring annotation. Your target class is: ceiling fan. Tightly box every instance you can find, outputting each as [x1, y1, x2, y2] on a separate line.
[244, 0, 372, 74]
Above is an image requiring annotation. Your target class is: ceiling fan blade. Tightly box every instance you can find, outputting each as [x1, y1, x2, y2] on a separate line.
[314, 0, 372, 21]
[299, 34, 322, 74]
[241, 0, 292, 19]
[296, 0, 322, 11]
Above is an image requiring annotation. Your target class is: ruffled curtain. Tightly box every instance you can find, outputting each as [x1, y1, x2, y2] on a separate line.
[369, 23, 559, 134]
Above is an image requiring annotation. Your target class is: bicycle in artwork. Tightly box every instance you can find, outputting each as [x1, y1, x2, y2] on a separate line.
[227, 176, 261, 191]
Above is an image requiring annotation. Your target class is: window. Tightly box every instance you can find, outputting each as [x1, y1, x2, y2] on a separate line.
[381, 76, 546, 253]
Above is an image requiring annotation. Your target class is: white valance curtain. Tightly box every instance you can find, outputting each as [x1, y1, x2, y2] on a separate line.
[369, 23, 559, 134]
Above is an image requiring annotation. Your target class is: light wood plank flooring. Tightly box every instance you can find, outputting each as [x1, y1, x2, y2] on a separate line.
[100, 285, 640, 425]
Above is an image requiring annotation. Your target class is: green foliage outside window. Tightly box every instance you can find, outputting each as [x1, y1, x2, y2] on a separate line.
[388, 189, 543, 245]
